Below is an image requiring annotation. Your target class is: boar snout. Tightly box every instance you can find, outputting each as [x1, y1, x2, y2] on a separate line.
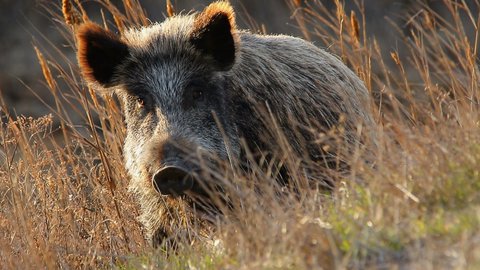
[151, 139, 211, 196]
[152, 166, 195, 195]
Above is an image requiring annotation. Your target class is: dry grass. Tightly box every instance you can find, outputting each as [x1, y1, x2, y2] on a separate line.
[1, 0, 480, 269]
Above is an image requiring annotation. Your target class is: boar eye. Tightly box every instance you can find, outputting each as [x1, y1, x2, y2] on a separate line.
[192, 89, 204, 101]
[136, 97, 145, 107]
[183, 79, 209, 109]
[134, 93, 153, 111]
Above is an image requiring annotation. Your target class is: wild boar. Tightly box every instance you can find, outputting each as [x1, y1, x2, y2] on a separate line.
[76, 1, 375, 246]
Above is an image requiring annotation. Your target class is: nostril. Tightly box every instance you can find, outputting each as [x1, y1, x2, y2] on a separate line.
[152, 166, 194, 195]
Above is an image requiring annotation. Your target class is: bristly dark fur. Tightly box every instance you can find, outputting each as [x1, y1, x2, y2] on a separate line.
[77, 23, 129, 86]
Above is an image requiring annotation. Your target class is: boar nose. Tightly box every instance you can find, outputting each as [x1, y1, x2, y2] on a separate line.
[152, 166, 195, 195]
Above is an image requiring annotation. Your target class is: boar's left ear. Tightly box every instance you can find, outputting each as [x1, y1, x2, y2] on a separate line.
[190, 2, 239, 71]
[77, 22, 129, 87]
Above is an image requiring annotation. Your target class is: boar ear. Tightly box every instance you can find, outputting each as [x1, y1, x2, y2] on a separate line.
[191, 2, 238, 71]
[77, 23, 129, 87]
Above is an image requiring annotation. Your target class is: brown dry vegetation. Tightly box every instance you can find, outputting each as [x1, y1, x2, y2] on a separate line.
[1, 0, 480, 269]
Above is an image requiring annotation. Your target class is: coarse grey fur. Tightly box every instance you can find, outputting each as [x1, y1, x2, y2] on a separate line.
[76, 2, 376, 246]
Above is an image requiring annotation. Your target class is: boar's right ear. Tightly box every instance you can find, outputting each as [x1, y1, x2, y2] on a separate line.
[190, 2, 239, 71]
[77, 23, 129, 87]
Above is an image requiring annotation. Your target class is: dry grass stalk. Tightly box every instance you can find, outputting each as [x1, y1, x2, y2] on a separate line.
[350, 10, 360, 46]
[62, 0, 75, 25]
[113, 14, 125, 33]
[34, 46, 56, 91]
[293, 0, 302, 8]
[62, 0, 82, 26]
[166, 0, 175, 17]
[74, 0, 89, 23]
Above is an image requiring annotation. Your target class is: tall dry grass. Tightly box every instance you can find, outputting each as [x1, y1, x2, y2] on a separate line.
[1, 0, 479, 269]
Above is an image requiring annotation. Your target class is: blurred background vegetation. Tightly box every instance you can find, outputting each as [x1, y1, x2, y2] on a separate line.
[1, 0, 475, 119]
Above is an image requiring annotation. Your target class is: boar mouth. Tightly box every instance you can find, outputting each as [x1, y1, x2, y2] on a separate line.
[152, 161, 227, 220]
